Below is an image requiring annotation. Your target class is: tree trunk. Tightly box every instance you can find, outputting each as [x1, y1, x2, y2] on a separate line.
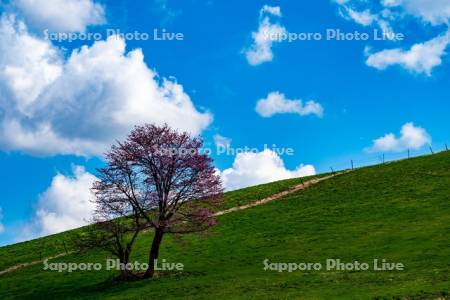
[117, 250, 136, 281]
[143, 227, 164, 278]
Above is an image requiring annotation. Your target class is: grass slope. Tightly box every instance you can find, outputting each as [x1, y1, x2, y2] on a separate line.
[1, 152, 450, 299]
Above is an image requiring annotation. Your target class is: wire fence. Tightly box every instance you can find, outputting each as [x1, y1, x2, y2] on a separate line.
[2, 143, 449, 267]
[325, 143, 449, 174]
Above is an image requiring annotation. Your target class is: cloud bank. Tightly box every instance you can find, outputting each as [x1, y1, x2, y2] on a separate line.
[220, 149, 316, 191]
[0, 15, 212, 157]
[15, 0, 105, 32]
[24, 166, 97, 238]
[368, 122, 431, 153]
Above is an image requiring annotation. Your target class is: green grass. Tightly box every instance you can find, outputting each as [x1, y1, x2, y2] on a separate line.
[1, 152, 450, 299]
[0, 174, 320, 271]
[0, 230, 77, 271]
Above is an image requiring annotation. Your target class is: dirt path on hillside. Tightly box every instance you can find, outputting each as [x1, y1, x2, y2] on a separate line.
[0, 251, 73, 276]
[214, 172, 344, 216]
[0, 171, 346, 276]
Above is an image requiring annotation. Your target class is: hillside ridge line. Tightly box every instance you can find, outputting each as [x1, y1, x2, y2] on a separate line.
[214, 171, 347, 216]
[0, 171, 346, 276]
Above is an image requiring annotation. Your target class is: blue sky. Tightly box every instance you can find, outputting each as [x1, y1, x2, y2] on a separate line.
[0, 0, 449, 246]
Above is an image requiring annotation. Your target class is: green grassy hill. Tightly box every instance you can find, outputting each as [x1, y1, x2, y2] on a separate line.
[1, 152, 450, 299]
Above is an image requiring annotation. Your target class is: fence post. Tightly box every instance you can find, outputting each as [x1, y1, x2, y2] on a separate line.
[382, 154, 385, 164]
[408, 149, 410, 159]
[351, 160, 354, 170]
[63, 240, 68, 254]
[446, 144, 448, 151]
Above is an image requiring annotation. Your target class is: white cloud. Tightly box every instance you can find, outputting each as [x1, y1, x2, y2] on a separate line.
[220, 149, 316, 191]
[0, 14, 212, 156]
[334, 1, 393, 34]
[382, 0, 402, 6]
[333, 0, 450, 74]
[0, 207, 4, 234]
[245, 5, 286, 65]
[338, 0, 450, 26]
[213, 134, 231, 149]
[340, 5, 397, 38]
[15, 0, 105, 32]
[255, 91, 324, 118]
[260, 5, 282, 17]
[31, 165, 97, 237]
[346, 8, 377, 26]
[366, 31, 450, 75]
[368, 122, 431, 152]
[0, 15, 62, 114]
[382, 0, 450, 25]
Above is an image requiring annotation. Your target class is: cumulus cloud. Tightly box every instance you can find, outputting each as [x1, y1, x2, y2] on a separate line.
[0, 14, 212, 156]
[0, 15, 62, 114]
[255, 91, 324, 118]
[29, 166, 97, 237]
[220, 149, 316, 191]
[245, 5, 286, 65]
[365, 31, 450, 75]
[0, 207, 4, 234]
[367, 122, 431, 153]
[15, 0, 105, 32]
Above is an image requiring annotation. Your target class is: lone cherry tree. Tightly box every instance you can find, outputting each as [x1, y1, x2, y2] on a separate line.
[93, 123, 223, 279]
